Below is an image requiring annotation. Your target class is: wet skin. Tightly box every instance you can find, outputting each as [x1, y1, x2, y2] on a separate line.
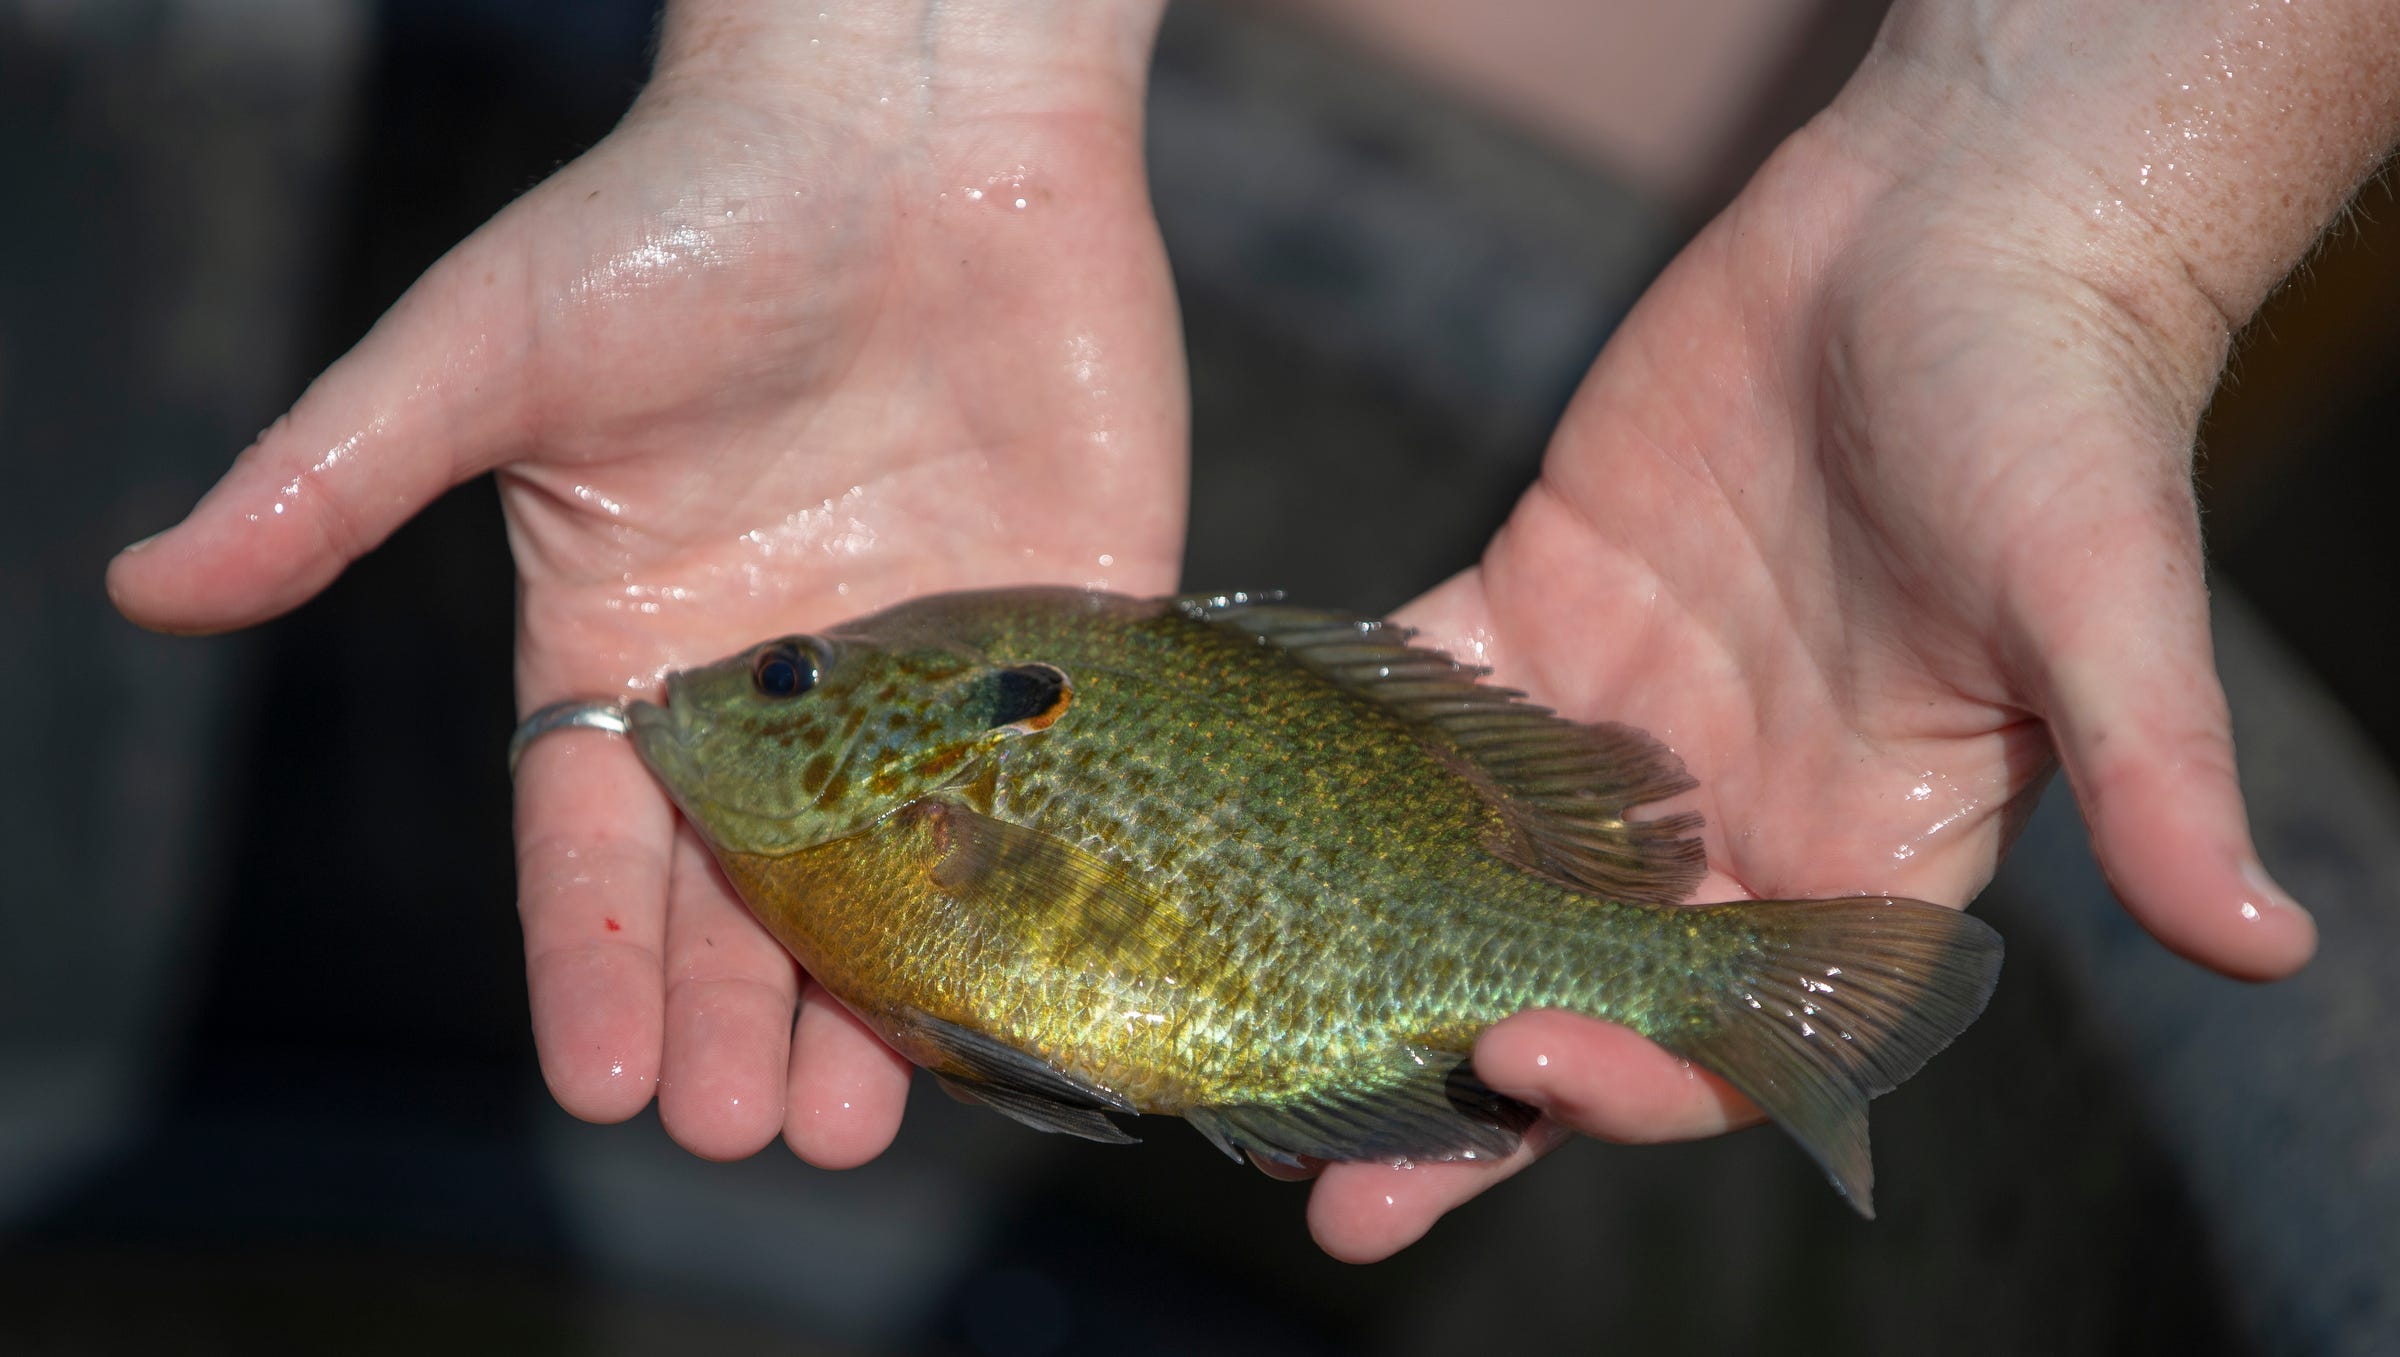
[105, 0, 2390, 1264]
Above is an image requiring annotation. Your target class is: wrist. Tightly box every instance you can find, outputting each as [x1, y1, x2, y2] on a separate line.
[1826, 0, 2399, 340]
[651, 0, 1166, 122]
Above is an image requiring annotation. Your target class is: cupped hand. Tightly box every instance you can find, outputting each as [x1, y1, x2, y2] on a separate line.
[1306, 104, 2318, 1259]
[107, 20, 1185, 1166]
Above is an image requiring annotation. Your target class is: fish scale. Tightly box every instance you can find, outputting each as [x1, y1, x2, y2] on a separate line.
[964, 593, 1660, 1090]
[617, 586, 2003, 1214]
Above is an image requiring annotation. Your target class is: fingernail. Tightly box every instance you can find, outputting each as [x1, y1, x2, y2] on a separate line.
[117, 531, 162, 556]
[2239, 858, 2313, 926]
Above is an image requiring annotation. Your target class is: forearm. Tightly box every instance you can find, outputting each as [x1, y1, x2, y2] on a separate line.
[652, 0, 1167, 114]
[1836, 1, 2399, 345]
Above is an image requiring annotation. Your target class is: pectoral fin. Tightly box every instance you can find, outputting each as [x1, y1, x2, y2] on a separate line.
[907, 795, 1223, 978]
[882, 801, 1222, 1149]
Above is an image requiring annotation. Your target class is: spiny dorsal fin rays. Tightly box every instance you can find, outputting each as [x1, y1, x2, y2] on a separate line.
[1174, 595, 1707, 905]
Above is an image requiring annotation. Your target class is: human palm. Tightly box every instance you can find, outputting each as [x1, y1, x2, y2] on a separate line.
[108, 75, 1186, 1162]
[112, 43, 2322, 1263]
[1308, 123, 2314, 1258]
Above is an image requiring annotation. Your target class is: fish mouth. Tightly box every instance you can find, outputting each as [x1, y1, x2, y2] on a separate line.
[624, 682, 797, 854]
[625, 692, 699, 795]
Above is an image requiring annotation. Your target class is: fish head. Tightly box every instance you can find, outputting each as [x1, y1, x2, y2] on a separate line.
[626, 626, 1072, 856]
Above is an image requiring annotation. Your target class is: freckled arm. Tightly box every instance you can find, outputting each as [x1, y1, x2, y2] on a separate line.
[1807, 0, 2397, 981]
[1859, 0, 2400, 357]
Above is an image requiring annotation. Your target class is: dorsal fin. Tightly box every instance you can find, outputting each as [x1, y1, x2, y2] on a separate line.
[1175, 594, 1706, 905]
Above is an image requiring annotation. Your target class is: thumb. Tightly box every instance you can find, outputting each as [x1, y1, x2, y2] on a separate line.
[2011, 463, 2316, 981]
[107, 226, 531, 634]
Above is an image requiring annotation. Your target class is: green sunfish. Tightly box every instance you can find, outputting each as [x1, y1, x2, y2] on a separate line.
[621, 587, 2002, 1215]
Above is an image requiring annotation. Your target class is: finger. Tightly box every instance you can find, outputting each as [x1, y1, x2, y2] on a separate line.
[657, 825, 803, 1161]
[1474, 1010, 1759, 1142]
[782, 982, 914, 1170]
[1248, 1152, 1320, 1183]
[2012, 486, 2316, 981]
[1305, 1012, 1757, 1263]
[1306, 1122, 1572, 1264]
[107, 228, 529, 634]
[516, 729, 673, 1123]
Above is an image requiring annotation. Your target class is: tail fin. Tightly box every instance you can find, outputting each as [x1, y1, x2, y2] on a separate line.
[1666, 897, 2002, 1218]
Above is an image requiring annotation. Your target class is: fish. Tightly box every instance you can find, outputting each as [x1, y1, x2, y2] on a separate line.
[612, 586, 2002, 1216]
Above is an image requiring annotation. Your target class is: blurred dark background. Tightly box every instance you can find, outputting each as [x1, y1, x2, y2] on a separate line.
[4, 1, 2397, 1353]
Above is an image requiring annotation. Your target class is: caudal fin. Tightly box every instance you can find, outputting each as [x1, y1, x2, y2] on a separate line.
[1667, 897, 2002, 1218]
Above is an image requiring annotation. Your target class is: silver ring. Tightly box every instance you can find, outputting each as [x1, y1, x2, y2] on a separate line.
[509, 699, 630, 775]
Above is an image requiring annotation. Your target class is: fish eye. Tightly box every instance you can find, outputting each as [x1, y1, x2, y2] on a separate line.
[752, 642, 817, 699]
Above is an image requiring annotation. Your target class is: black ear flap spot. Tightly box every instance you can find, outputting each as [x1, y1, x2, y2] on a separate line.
[987, 663, 1073, 733]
